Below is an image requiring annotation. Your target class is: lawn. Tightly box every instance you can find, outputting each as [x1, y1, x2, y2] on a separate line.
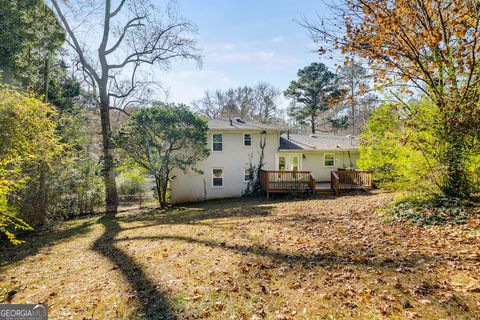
[1, 192, 479, 319]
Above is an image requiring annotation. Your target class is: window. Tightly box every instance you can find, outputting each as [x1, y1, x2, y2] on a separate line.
[278, 156, 286, 170]
[212, 134, 223, 151]
[324, 153, 335, 167]
[243, 168, 251, 182]
[243, 133, 252, 146]
[212, 169, 223, 187]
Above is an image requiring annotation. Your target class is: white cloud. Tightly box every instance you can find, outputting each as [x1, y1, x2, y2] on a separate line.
[271, 36, 285, 43]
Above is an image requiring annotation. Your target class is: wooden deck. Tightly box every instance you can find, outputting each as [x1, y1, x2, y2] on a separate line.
[259, 169, 373, 198]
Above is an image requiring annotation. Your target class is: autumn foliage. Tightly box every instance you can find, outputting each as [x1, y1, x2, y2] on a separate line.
[306, 0, 480, 198]
[0, 86, 61, 243]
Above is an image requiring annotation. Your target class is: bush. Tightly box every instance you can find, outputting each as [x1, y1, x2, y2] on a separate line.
[0, 86, 60, 243]
[386, 195, 480, 225]
[357, 101, 443, 197]
[117, 166, 147, 196]
[14, 106, 105, 220]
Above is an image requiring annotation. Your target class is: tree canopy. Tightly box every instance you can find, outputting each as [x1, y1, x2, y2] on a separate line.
[284, 62, 343, 134]
[51, 0, 202, 213]
[114, 104, 209, 208]
[0, 86, 61, 243]
[0, 0, 64, 90]
[305, 0, 480, 198]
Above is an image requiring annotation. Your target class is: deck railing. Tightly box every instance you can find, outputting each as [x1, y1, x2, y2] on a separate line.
[331, 171, 340, 195]
[260, 169, 373, 198]
[331, 169, 373, 194]
[260, 170, 313, 198]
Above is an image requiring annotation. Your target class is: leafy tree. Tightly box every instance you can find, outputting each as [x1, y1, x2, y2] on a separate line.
[284, 62, 343, 134]
[51, 0, 201, 212]
[0, 86, 61, 243]
[305, 0, 480, 198]
[327, 115, 349, 133]
[25, 106, 105, 219]
[114, 104, 209, 208]
[0, 0, 64, 92]
[356, 99, 472, 198]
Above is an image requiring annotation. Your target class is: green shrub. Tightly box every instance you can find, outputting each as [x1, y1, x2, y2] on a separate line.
[386, 195, 479, 225]
[117, 166, 147, 196]
[357, 100, 442, 197]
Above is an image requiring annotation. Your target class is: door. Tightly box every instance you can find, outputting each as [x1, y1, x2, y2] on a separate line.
[276, 154, 301, 171]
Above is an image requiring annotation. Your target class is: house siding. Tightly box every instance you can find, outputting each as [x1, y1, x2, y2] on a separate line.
[277, 150, 360, 181]
[170, 130, 280, 204]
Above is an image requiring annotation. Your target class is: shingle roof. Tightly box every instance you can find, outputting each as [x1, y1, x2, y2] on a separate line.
[207, 118, 280, 131]
[279, 133, 359, 151]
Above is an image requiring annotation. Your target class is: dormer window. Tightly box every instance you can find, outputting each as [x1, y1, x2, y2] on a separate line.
[243, 133, 252, 146]
[212, 134, 223, 151]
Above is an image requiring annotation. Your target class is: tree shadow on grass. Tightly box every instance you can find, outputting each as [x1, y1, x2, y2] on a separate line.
[115, 234, 437, 271]
[90, 204, 276, 319]
[92, 215, 175, 320]
[0, 220, 94, 270]
[117, 203, 274, 230]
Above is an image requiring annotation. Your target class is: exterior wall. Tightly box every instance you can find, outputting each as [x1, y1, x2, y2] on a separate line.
[170, 130, 280, 204]
[277, 150, 360, 181]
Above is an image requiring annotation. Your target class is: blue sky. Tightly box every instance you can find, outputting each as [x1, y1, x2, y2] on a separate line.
[161, 0, 331, 107]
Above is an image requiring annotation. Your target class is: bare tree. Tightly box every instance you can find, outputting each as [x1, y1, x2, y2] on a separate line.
[254, 82, 280, 123]
[337, 60, 378, 135]
[193, 83, 281, 123]
[192, 90, 224, 119]
[223, 86, 255, 119]
[50, 0, 201, 212]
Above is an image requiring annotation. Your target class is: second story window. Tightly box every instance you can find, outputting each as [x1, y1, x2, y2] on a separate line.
[212, 133, 223, 151]
[243, 133, 252, 146]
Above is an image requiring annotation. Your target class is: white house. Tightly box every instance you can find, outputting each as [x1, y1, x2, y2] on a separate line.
[170, 118, 364, 204]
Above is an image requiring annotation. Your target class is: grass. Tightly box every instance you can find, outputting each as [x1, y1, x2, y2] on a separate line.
[1, 191, 479, 319]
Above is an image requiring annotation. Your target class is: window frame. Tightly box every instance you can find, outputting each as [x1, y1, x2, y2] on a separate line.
[243, 133, 252, 147]
[243, 167, 251, 182]
[324, 153, 335, 167]
[212, 168, 224, 187]
[212, 133, 223, 152]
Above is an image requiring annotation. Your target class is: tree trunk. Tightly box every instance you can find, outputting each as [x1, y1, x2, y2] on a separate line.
[441, 136, 471, 199]
[351, 91, 355, 136]
[99, 100, 118, 213]
[311, 114, 316, 134]
[33, 57, 50, 225]
[154, 176, 164, 208]
[32, 163, 48, 225]
[161, 178, 169, 208]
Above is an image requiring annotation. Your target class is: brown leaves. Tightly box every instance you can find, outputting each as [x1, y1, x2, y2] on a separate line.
[2, 193, 480, 319]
